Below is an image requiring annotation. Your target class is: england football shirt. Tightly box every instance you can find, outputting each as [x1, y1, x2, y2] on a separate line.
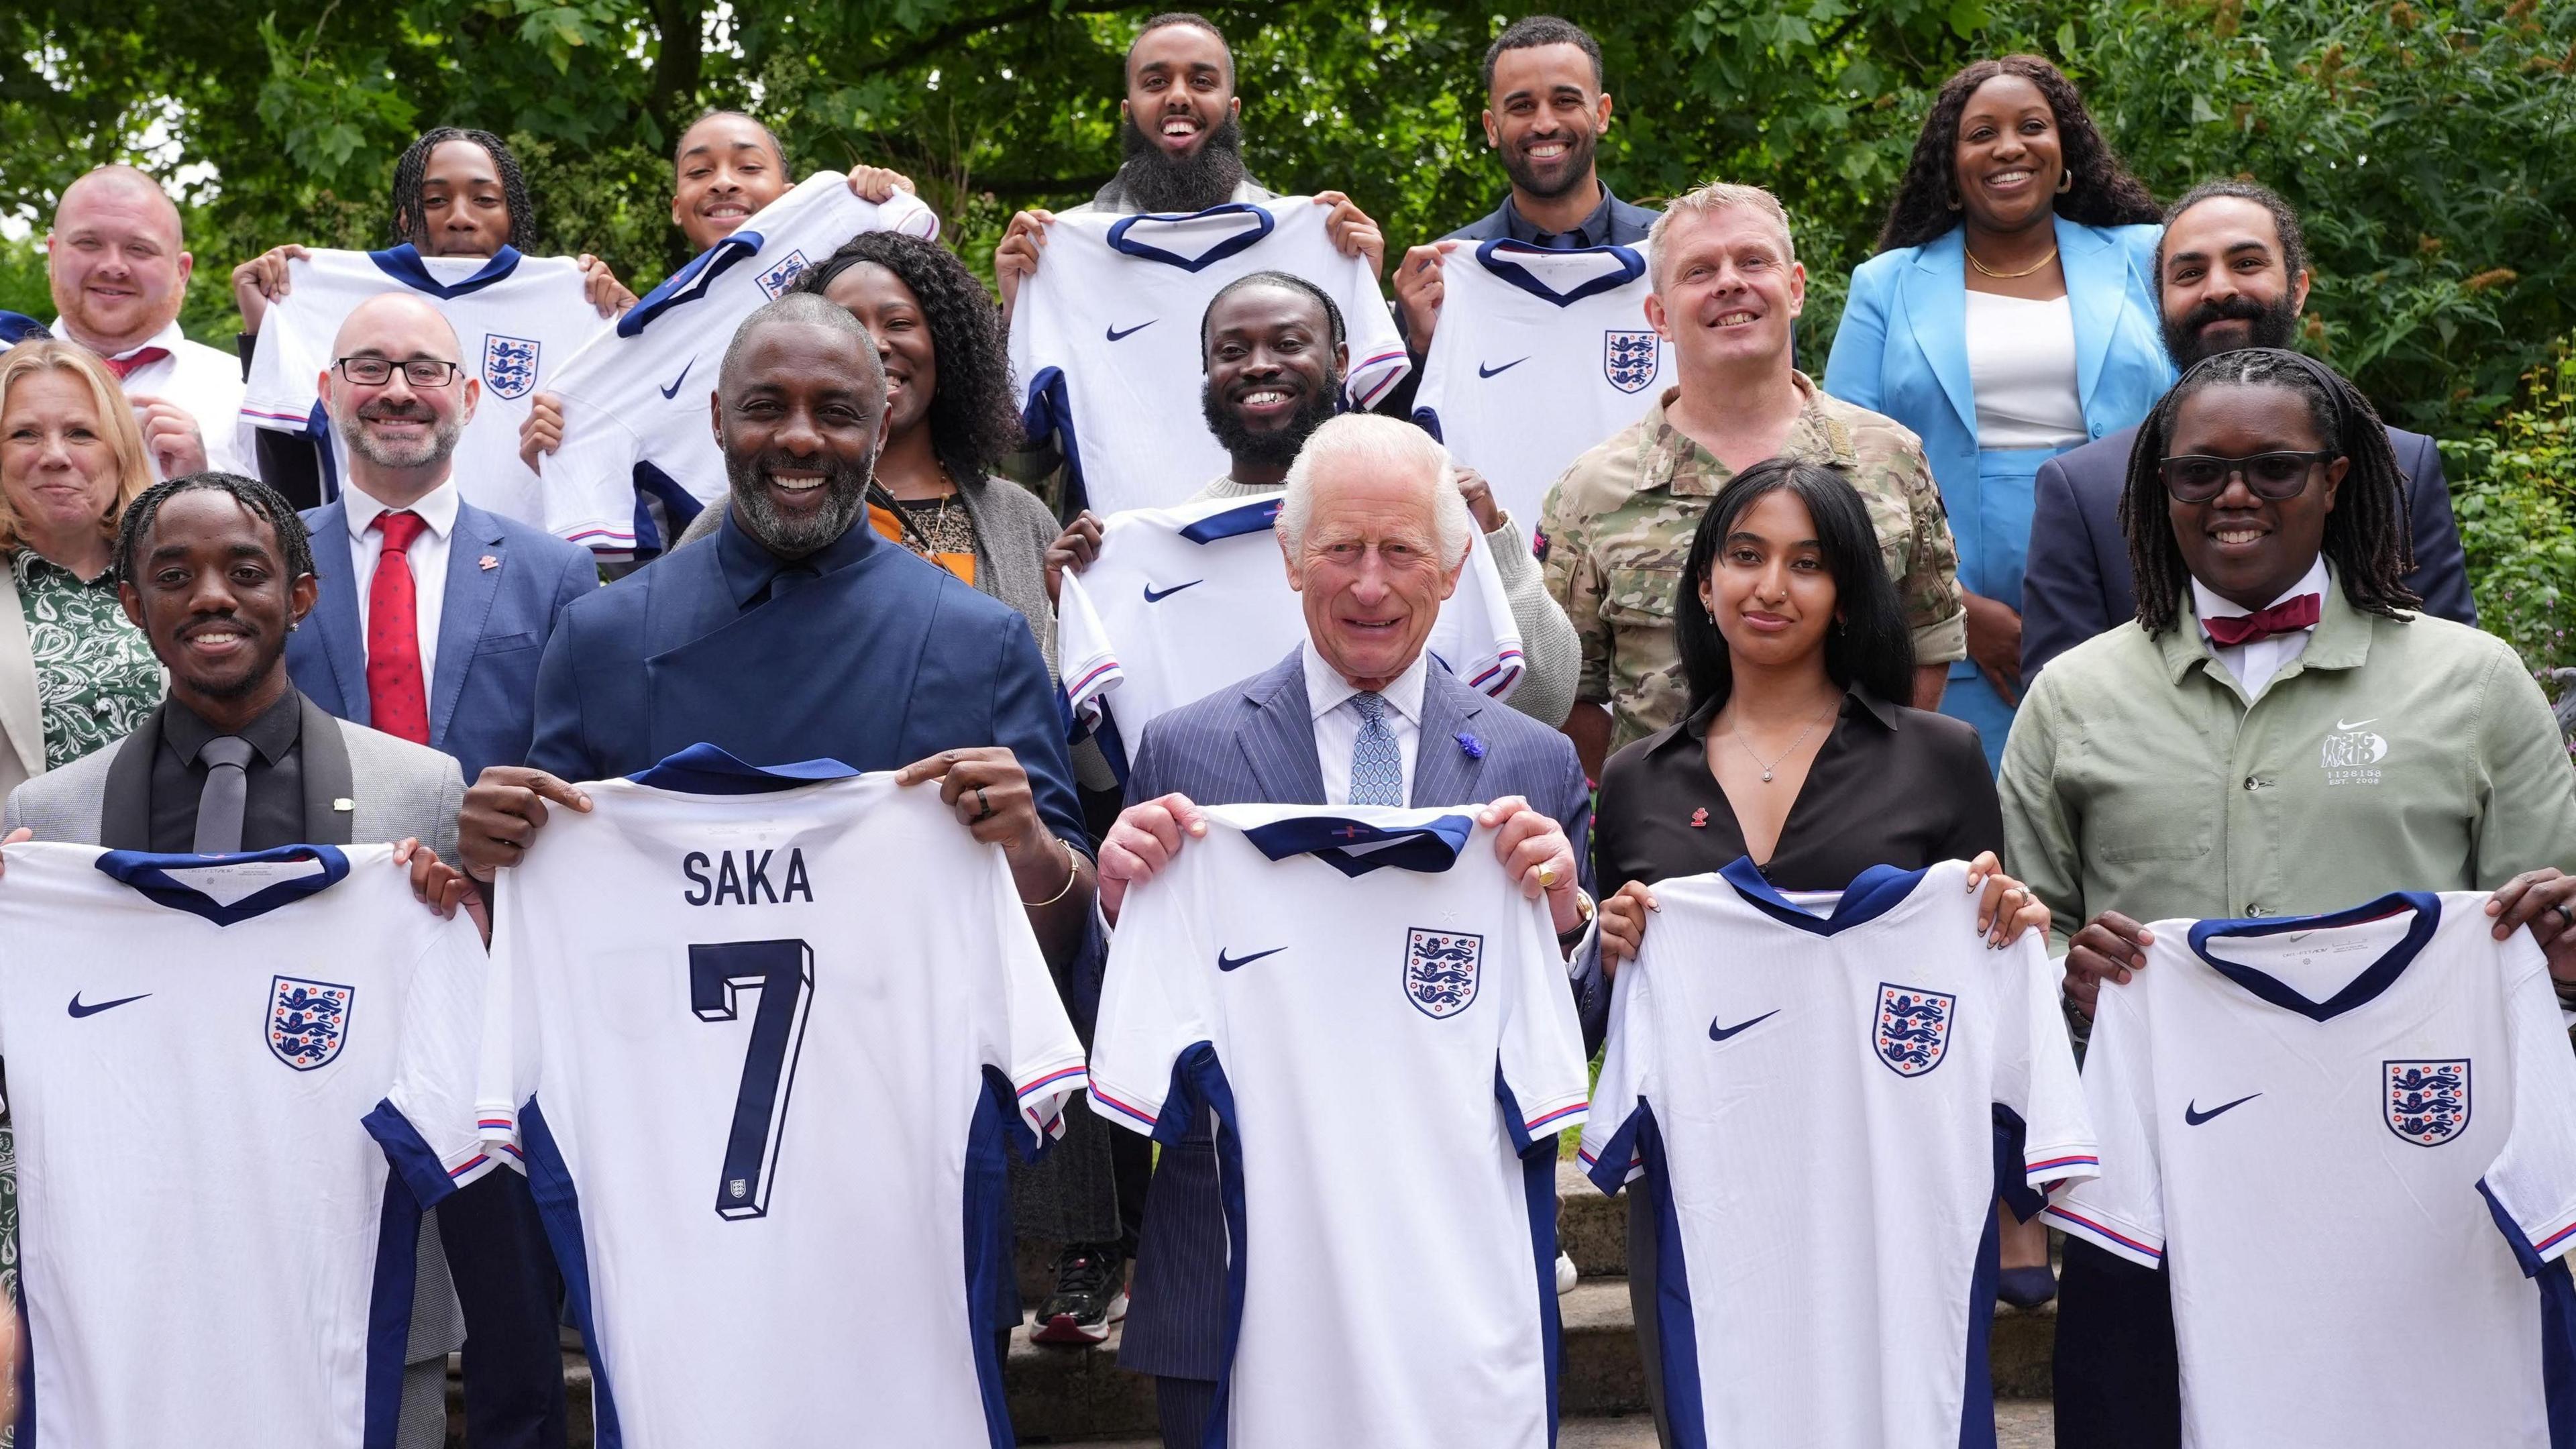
[1008, 199, 1410, 515]
[1581, 859, 2095, 1449]
[1411, 241, 1669, 527]
[2044, 893, 2576, 1447]
[241, 245, 610, 523]
[1055, 492, 1523, 774]
[537, 176, 942, 554]
[0, 841, 492, 1449]
[478, 745, 1087, 1449]
[1089, 803, 1589, 1449]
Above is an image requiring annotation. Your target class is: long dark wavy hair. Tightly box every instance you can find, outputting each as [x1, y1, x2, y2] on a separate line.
[390, 127, 536, 251]
[789, 231, 1022, 484]
[1875, 55, 2160, 253]
[1676, 458, 1918, 717]
[2117, 347, 2419, 635]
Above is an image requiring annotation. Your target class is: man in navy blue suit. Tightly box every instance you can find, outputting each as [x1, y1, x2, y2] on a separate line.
[282, 292, 596, 1449]
[1091, 413, 1601, 1448]
[2021, 180, 2474, 679]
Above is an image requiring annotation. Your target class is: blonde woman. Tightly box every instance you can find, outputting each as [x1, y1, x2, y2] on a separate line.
[1, 339, 162, 803]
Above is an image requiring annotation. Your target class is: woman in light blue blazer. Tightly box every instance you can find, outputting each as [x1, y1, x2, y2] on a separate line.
[1826, 54, 2171, 774]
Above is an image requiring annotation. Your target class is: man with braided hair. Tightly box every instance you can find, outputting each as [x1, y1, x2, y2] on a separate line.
[1999, 346, 2576, 1448]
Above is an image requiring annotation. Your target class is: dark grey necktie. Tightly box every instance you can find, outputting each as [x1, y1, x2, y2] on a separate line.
[194, 735, 256, 855]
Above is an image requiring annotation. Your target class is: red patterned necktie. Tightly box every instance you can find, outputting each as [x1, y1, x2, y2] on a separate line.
[2202, 593, 2322, 648]
[103, 346, 171, 382]
[366, 511, 433, 744]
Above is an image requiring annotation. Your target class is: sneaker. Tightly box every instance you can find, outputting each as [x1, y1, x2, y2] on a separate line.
[1030, 1243, 1130, 1346]
[1555, 1251, 1578, 1296]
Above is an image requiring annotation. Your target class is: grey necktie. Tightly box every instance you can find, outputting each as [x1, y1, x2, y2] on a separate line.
[194, 735, 256, 855]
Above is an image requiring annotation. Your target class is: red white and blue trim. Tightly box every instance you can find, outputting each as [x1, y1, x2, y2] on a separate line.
[2042, 1203, 2164, 1268]
[1089, 1083, 1162, 1133]
[1014, 1063, 1091, 1142]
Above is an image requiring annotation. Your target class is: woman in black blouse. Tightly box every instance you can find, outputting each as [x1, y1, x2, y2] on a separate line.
[1591, 459, 2055, 1434]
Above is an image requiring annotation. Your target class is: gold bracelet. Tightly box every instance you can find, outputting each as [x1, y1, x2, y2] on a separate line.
[1021, 836, 1079, 908]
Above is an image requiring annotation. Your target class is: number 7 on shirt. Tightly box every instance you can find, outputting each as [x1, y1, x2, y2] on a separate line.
[690, 939, 815, 1220]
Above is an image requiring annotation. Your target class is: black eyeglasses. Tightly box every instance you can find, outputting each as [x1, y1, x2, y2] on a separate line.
[333, 357, 463, 388]
[2158, 449, 2338, 503]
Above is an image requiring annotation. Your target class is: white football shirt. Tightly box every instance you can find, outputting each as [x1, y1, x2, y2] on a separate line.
[2044, 892, 2576, 1446]
[1580, 859, 2094, 1449]
[537, 176, 942, 553]
[1055, 492, 1523, 774]
[241, 245, 609, 524]
[1089, 803, 1589, 1449]
[1008, 199, 1410, 515]
[1411, 241, 1668, 527]
[0, 841, 491, 1449]
[478, 745, 1086, 1449]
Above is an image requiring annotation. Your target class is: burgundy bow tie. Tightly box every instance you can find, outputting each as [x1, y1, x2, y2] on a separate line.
[2203, 593, 2321, 648]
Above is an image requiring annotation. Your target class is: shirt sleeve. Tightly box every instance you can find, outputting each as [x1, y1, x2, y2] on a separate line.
[1483, 515, 1578, 728]
[1538, 474, 1612, 707]
[1438, 531, 1525, 700]
[1055, 566, 1123, 729]
[2041, 978, 2165, 1269]
[539, 371, 652, 553]
[1994, 935, 2099, 1203]
[979, 833, 1090, 1149]
[2477, 926, 2576, 1270]
[1322, 228, 1411, 411]
[1892, 445, 1969, 665]
[1086, 846, 1219, 1144]
[366, 912, 504, 1207]
[470, 871, 545, 1175]
[239, 262, 333, 434]
[986, 604, 1091, 859]
[1577, 951, 1655, 1194]
[1006, 241, 1081, 482]
[1999, 669, 2084, 959]
[1495, 877, 1590, 1152]
[2469, 645, 2576, 892]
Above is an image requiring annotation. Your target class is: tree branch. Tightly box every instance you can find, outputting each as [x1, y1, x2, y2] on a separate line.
[847, 0, 1137, 80]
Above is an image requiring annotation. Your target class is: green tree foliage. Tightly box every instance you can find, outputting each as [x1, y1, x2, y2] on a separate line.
[2444, 340, 2576, 690]
[3, 0, 2571, 441]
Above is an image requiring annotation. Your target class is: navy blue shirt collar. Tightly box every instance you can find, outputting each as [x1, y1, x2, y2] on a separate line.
[1503, 182, 1621, 250]
[714, 502, 882, 610]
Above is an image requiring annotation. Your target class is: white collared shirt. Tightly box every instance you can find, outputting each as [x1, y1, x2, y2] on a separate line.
[2192, 556, 2328, 698]
[1306, 640, 1428, 807]
[343, 477, 462, 685]
[56, 317, 250, 479]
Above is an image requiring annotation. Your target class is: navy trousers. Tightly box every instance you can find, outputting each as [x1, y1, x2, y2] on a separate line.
[443, 1171, 570, 1448]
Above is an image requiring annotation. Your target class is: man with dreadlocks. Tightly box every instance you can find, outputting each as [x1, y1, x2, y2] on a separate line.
[1998, 347, 2576, 1448]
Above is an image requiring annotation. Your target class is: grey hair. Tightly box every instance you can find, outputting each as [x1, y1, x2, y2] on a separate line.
[718, 291, 884, 399]
[1275, 413, 1474, 568]
[1646, 180, 1797, 291]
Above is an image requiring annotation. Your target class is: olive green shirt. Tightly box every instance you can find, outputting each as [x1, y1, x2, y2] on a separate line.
[1538, 372, 1968, 754]
[2001, 581, 2576, 959]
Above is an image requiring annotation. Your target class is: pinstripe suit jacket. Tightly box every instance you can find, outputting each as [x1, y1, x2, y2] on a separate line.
[1112, 647, 1601, 1382]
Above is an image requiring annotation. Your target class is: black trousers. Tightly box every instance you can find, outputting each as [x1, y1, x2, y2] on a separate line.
[2051, 1237, 2180, 1449]
[442, 1171, 570, 1449]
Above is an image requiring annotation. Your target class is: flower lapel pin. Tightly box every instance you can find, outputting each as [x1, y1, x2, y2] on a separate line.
[1454, 731, 1486, 761]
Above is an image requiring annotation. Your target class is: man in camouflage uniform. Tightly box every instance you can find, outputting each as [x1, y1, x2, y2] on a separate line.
[1540, 181, 1966, 770]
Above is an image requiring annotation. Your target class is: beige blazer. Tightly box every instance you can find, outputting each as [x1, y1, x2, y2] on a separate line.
[0, 570, 45, 802]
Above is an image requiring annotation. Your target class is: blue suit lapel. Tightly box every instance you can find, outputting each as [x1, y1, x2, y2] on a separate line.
[1904, 229, 1976, 437]
[430, 503, 506, 751]
[2055, 216, 2122, 423]
[307, 501, 372, 727]
[1236, 652, 1328, 806]
[1409, 667, 1489, 808]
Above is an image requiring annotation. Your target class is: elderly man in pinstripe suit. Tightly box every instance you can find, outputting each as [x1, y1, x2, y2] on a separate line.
[1092, 413, 1603, 1448]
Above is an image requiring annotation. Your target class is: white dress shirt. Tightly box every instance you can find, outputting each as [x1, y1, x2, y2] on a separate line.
[342, 477, 461, 687]
[2192, 555, 2328, 698]
[1305, 640, 1428, 807]
[56, 317, 250, 478]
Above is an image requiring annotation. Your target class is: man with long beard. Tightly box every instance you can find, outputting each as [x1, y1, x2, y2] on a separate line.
[991, 12, 1385, 327]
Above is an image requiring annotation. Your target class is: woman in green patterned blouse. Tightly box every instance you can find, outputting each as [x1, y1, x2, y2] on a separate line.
[1, 339, 162, 804]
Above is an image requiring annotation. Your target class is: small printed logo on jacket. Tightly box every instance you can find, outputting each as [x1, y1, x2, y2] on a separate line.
[1604, 330, 1660, 394]
[2385, 1058, 2469, 1146]
[269, 975, 354, 1071]
[482, 334, 540, 400]
[1404, 928, 1483, 1019]
[755, 250, 812, 299]
[2320, 716, 2388, 786]
[1874, 983, 1953, 1077]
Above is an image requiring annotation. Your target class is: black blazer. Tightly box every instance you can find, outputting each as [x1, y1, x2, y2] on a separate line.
[2021, 421, 2475, 679]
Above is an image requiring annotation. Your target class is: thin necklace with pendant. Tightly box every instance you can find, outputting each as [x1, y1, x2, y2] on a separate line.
[1728, 700, 1838, 783]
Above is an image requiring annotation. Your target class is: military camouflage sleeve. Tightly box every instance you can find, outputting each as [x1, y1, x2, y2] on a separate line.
[1538, 480, 1613, 706]
[1894, 447, 1968, 664]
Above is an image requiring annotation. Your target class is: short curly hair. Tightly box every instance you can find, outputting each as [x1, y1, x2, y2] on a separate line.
[1875, 55, 2159, 254]
[788, 233, 1022, 484]
[114, 472, 315, 591]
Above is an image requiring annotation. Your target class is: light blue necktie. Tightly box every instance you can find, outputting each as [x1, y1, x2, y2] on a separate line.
[1348, 691, 1403, 806]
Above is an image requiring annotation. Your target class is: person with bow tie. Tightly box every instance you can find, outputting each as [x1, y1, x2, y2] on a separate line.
[1998, 346, 2576, 1448]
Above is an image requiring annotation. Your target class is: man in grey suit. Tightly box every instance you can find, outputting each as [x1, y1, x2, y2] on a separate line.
[1089, 413, 1602, 1448]
[1, 472, 477, 1449]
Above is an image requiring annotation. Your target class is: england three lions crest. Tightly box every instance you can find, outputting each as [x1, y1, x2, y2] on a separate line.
[1404, 928, 1483, 1020]
[482, 334, 539, 400]
[1874, 983, 1953, 1077]
[2385, 1059, 2470, 1146]
[755, 250, 812, 299]
[1604, 330, 1660, 394]
[269, 975, 354, 1071]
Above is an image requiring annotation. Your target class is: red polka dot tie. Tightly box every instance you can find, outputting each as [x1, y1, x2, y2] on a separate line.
[366, 511, 432, 745]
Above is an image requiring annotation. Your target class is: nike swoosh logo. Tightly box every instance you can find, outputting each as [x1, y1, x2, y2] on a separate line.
[1217, 947, 1285, 973]
[1707, 1009, 1780, 1042]
[1143, 580, 1203, 603]
[2184, 1092, 2261, 1126]
[1478, 358, 1529, 378]
[1106, 321, 1157, 342]
[68, 991, 151, 1018]
[2335, 717, 2379, 732]
[657, 358, 694, 400]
